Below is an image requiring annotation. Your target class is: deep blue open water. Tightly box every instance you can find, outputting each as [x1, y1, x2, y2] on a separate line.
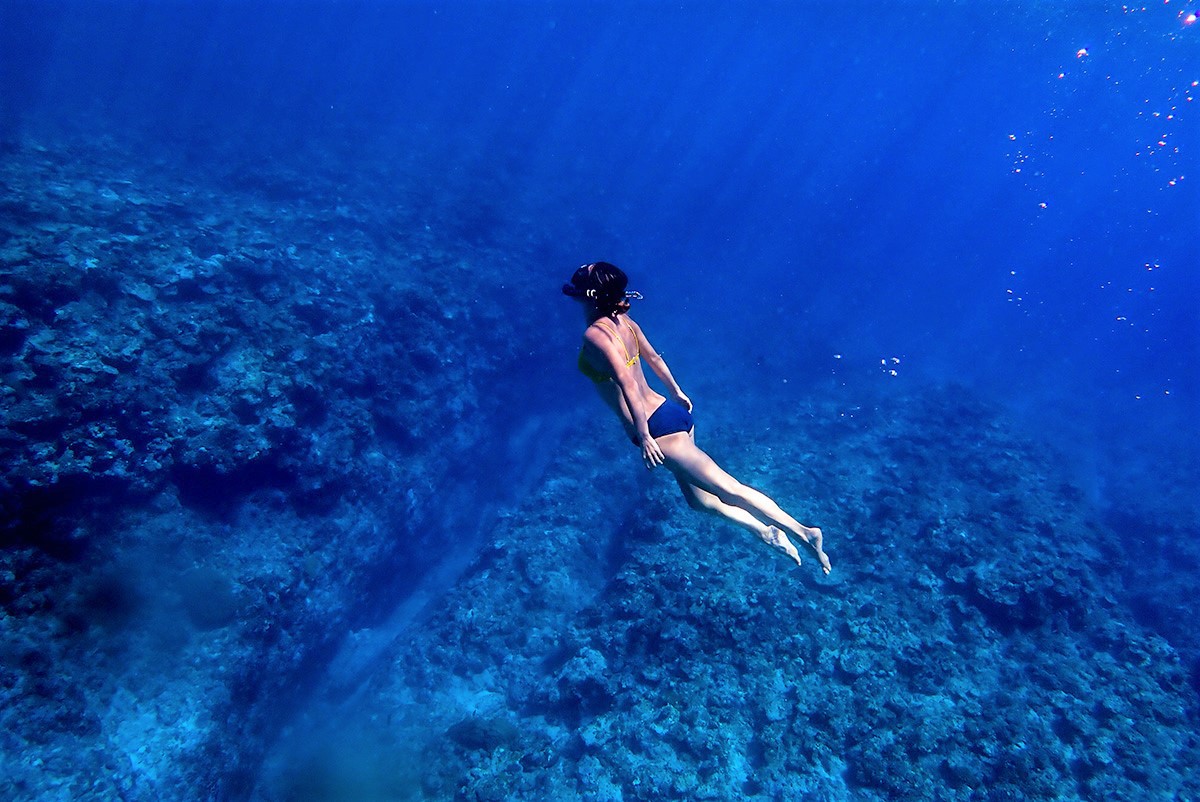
[5, 3, 1195, 436]
[1, 2, 1198, 800]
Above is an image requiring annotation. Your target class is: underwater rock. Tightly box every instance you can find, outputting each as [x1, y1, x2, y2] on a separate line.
[445, 715, 520, 753]
[555, 646, 616, 718]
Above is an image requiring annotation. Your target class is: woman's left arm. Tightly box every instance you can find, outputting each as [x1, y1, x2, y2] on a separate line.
[628, 319, 692, 412]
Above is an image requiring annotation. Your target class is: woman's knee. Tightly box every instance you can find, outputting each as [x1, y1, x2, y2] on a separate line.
[678, 484, 716, 513]
[687, 471, 746, 508]
[713, 479, 753, 508]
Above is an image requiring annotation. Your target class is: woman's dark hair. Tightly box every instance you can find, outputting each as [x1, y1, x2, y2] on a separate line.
[562, 261, 632, 316]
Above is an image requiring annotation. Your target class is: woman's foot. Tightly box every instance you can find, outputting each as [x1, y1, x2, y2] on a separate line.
[798, 526, 832, 574]
[760, 525, 803, 567]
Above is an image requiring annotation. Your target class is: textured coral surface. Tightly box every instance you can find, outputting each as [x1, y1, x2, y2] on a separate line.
[259, 391, 1199, 802]
[0, 133, 569, 800]
[2, 133, 1198, 802]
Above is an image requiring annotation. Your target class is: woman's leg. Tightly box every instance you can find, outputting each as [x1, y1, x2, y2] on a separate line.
[659, 431, 831, 573]
[674, 475, 804, 566]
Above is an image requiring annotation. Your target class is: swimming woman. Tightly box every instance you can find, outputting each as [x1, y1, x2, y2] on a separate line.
[563, 262, 831, 573]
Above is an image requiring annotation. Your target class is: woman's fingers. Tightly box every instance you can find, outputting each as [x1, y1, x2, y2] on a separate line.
[643, 440, 665, 468]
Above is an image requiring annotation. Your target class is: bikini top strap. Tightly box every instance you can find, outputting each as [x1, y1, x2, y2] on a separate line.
[623, 318, 641, 360]
[597, 317, 634, 366]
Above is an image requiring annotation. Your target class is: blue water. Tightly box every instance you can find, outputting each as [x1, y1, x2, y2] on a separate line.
[5, 2, 1195, 404]
[2, 2, 1198, 800]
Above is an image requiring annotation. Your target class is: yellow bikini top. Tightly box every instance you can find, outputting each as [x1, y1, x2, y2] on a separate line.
[578, 317, 639, 383]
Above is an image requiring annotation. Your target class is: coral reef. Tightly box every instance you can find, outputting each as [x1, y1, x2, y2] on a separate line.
[260, 387, 1200, 801]
[2, 130, 1197, 802]
[0, 132, 573, 800]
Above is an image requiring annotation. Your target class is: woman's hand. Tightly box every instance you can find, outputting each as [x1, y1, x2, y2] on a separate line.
[672, 389, 693, 413]
[641, 435, 665, 469]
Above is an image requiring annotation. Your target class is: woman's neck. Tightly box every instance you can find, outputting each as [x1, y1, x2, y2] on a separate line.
[587, 308, 621, 325]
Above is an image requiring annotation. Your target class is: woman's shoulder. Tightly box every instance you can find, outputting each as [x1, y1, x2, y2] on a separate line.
[582, 320, 610, 347]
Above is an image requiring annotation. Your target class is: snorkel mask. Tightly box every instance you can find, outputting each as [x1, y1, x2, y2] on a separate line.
[562, 262, 642, 303]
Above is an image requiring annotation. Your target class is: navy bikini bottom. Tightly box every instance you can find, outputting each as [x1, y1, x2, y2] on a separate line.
[647, 400, 694, 439]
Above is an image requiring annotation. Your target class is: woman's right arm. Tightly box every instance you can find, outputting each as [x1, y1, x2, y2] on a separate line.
[613, 369, 663, 467]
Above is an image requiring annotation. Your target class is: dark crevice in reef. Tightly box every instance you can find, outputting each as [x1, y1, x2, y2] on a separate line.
[197, 275, 576, 798]
[1, 474, 136, 561]
[170, 458, 297, 517]
[206, 404, 572, 800]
